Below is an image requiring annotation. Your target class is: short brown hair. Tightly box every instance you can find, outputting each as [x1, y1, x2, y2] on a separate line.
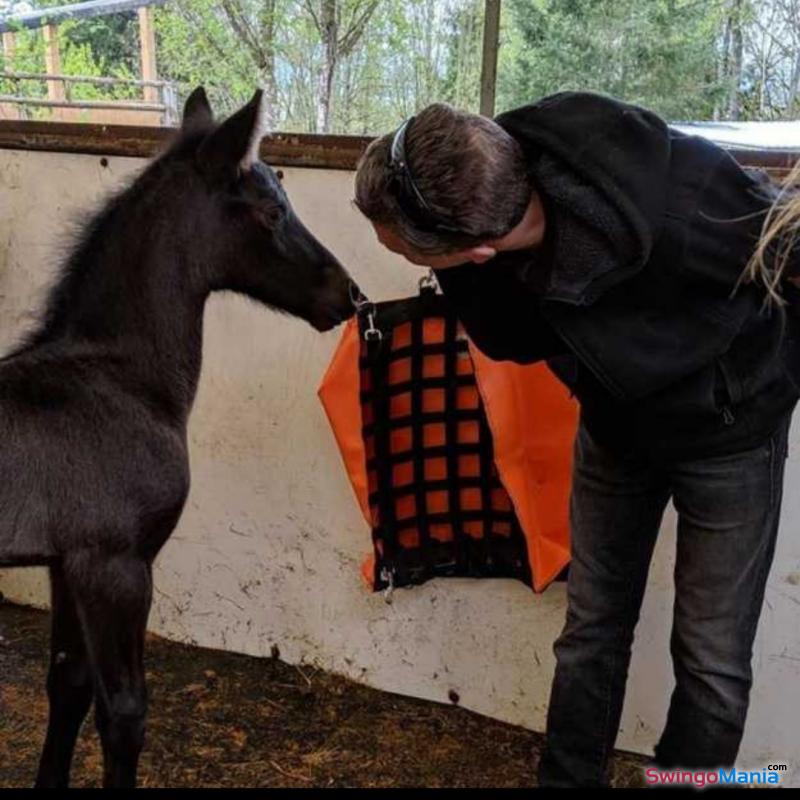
[354, 103, 531, 255]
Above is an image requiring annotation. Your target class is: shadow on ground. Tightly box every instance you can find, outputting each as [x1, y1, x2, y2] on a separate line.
[0, 602, 647, 788]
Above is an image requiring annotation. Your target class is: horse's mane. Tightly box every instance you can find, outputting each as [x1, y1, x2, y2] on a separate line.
[7, 131, 207, 358]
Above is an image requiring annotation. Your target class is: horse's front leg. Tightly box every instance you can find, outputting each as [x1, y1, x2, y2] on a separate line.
[68, 549, 153, 789]
[34, 565, 94, 788]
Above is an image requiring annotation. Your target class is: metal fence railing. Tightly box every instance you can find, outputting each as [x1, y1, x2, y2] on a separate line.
[0, 71, 179, 125]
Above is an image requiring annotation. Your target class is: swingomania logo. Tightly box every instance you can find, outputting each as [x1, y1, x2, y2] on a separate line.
[644, 764, 788, 788]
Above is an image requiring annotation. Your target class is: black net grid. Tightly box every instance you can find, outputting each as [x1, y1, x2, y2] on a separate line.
[358, 288, 533, 592]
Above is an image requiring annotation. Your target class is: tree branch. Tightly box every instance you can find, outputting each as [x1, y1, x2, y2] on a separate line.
[339, 0, 380, 56]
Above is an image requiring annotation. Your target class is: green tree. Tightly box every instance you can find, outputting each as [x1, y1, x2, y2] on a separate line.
[154, 0, 485, 133]
[303, 0, 381, 132]
[497, 0, 724, 121]
[9, 0, 796, 130]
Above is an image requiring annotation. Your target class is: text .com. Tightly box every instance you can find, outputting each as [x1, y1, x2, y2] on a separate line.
[644, 764, 788, 788]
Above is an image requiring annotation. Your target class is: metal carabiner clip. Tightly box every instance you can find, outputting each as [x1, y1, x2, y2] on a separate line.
[364, 309, 382, 342]
[350, 283, 382, 343]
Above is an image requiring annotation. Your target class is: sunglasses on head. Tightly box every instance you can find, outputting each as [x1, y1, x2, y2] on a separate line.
[388, 116, 470, 236]
[387, 115, 529, 245]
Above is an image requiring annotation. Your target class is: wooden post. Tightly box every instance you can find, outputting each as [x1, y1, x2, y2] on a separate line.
[479, 0, 501, 117]
[43, 24, 65, 99]
[138, 6, 159, 105]
[2, 31, 16, 69]
[43, 23, 65, 121]
[1, 31, 17, 119]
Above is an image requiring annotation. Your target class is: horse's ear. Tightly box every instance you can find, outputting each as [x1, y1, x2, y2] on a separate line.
[197, 89, 267, 177]
[182, 86, 213, 132]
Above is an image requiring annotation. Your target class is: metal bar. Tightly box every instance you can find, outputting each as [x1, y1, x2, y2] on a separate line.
[0, 0, 168, 34]
[479, 0, 501, 117]
[0, 71, 170, 88]
[0, 95, 165, 112]
[161, 83, 178, 126]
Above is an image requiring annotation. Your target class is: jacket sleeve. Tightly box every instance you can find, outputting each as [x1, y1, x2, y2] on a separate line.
[434, 260, 566, 364]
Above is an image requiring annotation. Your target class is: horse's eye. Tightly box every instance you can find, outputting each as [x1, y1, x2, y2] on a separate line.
[253, 205, 284, 227]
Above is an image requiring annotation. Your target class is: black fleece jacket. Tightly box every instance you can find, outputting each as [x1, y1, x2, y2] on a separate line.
[435, 91, 799, 459]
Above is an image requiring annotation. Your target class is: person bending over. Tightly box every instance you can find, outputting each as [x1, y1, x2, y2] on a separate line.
[354, 92, 800, 787]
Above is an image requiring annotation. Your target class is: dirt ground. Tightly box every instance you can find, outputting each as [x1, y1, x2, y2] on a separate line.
[0, 601, 648, 788]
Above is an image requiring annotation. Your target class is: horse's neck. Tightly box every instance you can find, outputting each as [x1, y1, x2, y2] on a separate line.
[41, 232, 210, 421]
[121, 282, 207, 420]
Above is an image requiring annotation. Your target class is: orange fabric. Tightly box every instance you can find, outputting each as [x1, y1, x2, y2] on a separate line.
[469, 348, 578, 591]
[318, 313, 579, 593]
[318, 318, 371, 524]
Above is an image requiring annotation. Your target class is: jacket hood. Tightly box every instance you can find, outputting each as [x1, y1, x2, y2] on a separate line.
[495, 92, 672, 304]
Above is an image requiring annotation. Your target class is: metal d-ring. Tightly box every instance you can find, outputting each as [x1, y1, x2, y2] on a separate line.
[419, 268, 438, 293]
[349, 281, 368, 309]
[380, 567, 395, 604]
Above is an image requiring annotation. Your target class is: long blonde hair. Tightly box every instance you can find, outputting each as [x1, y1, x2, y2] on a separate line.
[744, 159, 800, 304]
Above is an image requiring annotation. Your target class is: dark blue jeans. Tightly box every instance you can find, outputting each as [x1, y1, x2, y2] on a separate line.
[538, 416, 791, 787]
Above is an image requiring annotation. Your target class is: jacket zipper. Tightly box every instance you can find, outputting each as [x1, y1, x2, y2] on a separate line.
[717, 358, 738, 426]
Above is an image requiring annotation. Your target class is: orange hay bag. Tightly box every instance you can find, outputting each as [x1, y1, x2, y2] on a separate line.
[318, 288, 578, 593]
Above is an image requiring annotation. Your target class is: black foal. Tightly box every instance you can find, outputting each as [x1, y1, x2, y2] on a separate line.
[0, 87, 355, 787]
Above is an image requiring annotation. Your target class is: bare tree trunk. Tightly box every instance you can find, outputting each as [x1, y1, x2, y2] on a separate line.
[306, 0, 381, 133]
[216, 0, 280, 124]
[260, 0, 278, 128]
[727, 0, 744, 119]
[317, 0, 337, 133]
[788, 49, 800, 118]
[784, 0, 800, 118]
[714, 10, 732, 120]
[715, 0, 745, 120]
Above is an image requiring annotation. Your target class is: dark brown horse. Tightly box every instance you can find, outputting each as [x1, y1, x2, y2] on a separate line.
[0, 87, 356, 787]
